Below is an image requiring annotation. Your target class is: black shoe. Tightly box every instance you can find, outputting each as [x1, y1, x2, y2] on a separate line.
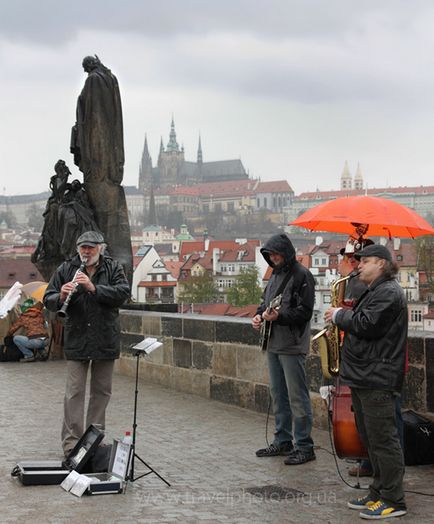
[37, 350, 49, 362]
[284, 448, 316, 465]
[256, 442, 294, 457]
[20, 356, 35, 363]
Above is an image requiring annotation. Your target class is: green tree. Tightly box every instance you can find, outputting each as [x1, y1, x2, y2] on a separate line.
[227, 266, 263, 307]
[177, 272, 218, 304]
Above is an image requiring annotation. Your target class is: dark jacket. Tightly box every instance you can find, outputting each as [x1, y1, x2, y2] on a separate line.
[44, 254, 130, 360]
[335, 276, 407, 392]
[257, 234, 315, 355]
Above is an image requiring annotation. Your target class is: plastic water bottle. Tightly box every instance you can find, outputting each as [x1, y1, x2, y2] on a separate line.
[123, 431, 133, 445]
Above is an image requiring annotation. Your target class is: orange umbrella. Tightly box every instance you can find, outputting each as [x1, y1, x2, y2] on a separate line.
[290, 196, 434, 238]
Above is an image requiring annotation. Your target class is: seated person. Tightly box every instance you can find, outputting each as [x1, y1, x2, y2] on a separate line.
[7, 300, 48, 362]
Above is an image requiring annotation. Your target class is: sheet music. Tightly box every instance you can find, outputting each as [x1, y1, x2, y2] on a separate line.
[132, 337, 163, 354]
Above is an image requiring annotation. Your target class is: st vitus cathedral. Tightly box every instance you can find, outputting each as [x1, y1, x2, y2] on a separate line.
[138, 118, 248, 192]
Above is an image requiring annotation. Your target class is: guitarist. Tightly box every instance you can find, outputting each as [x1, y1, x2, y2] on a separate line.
[252, 233, 315, 465]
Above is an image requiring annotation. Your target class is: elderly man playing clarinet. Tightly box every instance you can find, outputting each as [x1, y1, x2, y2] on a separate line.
[44, 231, 130, 456]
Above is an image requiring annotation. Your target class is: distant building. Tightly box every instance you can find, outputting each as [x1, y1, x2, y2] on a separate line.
[138, 118, 248, 191]
[286, 164, 434, 223]
[0, 258, 44, 299]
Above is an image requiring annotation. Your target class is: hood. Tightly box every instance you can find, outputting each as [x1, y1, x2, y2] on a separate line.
[260, 234, 296, 268]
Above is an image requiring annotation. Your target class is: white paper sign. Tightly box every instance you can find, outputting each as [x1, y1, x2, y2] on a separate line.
[112, 441, 131, 479]
[132, 337, 163, 354]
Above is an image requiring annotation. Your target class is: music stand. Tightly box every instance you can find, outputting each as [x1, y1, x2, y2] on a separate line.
[128, 338, 170, 487]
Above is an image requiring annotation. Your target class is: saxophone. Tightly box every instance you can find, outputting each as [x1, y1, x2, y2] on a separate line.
[311, 274, 351, 379]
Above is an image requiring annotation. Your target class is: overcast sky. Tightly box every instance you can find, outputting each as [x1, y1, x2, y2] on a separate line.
[2, 0, 434, 196]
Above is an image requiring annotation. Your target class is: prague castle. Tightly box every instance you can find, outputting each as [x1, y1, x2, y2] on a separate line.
[138, 118, 248, 191]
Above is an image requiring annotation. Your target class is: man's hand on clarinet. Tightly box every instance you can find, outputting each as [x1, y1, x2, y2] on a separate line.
[74, 272, 96, 293]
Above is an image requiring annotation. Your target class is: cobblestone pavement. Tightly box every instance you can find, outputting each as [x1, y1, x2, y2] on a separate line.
[1, 361, 433, 523]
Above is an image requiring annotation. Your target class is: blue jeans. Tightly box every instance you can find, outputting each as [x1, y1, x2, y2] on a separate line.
[13, 335, 46, 358]
[267, 352, 314, 451]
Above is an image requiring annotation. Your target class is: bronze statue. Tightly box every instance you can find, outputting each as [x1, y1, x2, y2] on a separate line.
[32, 160, 101, 280]
[70, 55, 133, 285]
[70, 55, 124, 185]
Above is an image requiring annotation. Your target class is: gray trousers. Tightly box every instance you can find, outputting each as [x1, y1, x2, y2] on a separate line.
[351, 388, 406, 509]
[62, 359, 115, 454]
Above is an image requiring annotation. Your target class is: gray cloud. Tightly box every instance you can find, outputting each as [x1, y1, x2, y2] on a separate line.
[1, 1, 426, 44]
[2, 0, 434, 195]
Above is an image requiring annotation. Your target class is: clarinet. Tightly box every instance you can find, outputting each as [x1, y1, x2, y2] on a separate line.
[57, 258, 88, 318]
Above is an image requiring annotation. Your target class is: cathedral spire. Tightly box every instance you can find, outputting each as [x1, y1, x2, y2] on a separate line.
[340, 160, 352, 190]
[166, 116, 179, 152]
[197, 134, 203, 165]
[354, 162, 364, 190]
[138, 133, 153, 192]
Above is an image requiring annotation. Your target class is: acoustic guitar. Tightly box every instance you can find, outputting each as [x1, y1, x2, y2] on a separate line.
[259, 294, 282, 352]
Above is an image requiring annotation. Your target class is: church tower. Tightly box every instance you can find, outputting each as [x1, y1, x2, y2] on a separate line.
[354, 162, 364, 190]
[157, 117, 185, 187]
[340, 161, 352, 190]
[138, 134, 153, 192]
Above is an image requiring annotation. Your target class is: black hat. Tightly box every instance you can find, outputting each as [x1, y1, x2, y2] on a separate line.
[76, 231, 104, 247]
[340, 238, 374, 256]
[354, 244, 392, 262]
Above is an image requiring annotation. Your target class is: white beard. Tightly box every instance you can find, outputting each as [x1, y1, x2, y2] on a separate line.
[82, 252, 100, 267]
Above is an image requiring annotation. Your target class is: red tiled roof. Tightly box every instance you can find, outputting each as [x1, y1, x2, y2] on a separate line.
[133, 256, 142, 270]
[423, 310, 434, 319]
[0, 246, 35, 256]
[164, 260, 183, 279]
[165, 186, 200, 196]
[0, 258, 45, 288]
[184, 303, 257, 317]
[138, 281, 177, 288]
[179, 241, 205, 260]
[297, 185, 434, 200]
[218, 242, 257, 262]
[195, 179, 257, 196]
[263, 266, 273, 282]
[256, 180, 293, 193]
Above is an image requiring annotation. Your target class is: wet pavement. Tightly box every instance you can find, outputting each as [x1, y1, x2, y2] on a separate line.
[2, 360, 433, 523]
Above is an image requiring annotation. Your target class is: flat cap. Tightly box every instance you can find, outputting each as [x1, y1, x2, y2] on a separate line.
[76, 230, 104, 247]
[354, 244, 392, 262]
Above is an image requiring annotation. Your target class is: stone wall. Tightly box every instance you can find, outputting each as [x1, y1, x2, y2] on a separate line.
[118, 310, 434, 428]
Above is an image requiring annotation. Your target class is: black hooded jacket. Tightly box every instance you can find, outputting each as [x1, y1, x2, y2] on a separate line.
[257, 234, 315, 355]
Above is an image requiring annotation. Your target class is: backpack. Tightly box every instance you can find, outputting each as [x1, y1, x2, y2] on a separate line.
[402, 410, 434, 466]
[0, 336, 22, 362]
